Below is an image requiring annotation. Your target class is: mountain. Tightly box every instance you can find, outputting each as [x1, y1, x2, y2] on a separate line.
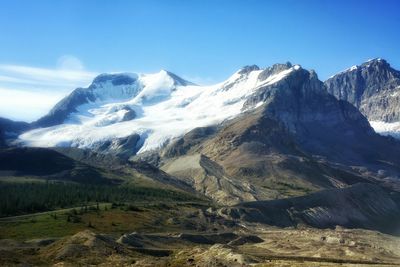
[31, 71, 193, 129]
[14, 62, 400, 204]
[325, 58, 400, 138]
[19, 64, 301, 155]
[0, 117, 30, 147]
[158, 64, 400, 204]
[0, 147, 119, 184]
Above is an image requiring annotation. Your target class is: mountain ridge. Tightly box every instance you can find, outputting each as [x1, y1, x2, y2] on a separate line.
[156, 65, 400, 204]
[325, 58, 400, 123]
[17, 63, 302, 154]
[3, 60, 400, 205]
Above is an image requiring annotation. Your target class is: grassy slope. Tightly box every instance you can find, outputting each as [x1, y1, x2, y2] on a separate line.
[0, 202, 209, 240]
[0, 159, 208, 240]
[0, 146, 206, 218]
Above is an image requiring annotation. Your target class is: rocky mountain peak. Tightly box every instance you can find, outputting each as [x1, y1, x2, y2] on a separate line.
[164, 70, 195, 86]
[238, 65, 260, 75]
[361, 58, 389, 67]
[258, 62, 294, 81]
[159, 61, 400, 205]
[325, 58, 400, 123]
[243, 65, 322, 110]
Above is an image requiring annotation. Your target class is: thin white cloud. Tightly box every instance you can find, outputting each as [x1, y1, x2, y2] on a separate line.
[0, 64, 96, 84]
[0, 56, 98, 122]
[0, 74, 75, 88]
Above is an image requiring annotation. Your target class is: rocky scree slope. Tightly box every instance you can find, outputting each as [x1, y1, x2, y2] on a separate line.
[218, 183, 400, 235]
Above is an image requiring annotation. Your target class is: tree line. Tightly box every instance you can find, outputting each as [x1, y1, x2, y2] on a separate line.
[0, 181, 195, 217]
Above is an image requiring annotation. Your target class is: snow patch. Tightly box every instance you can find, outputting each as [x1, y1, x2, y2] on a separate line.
[328, 65, 359, 79]
[349, 65, 358, 71]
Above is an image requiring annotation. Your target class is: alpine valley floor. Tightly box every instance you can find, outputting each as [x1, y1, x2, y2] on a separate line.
[1, 202, 400, 267]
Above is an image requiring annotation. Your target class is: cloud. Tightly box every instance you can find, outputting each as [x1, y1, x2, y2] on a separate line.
[0, 56, 98, 122]
[0, 64, 95, 85]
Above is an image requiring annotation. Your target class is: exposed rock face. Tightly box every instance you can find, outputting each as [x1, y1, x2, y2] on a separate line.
[162, 126, 217, 158]
[160, 65, 400, 205]
[120, 106, 136, 121]
[165, 71, 196, 86]
[245, 66, 373, 138]
[325, 58, 400, 122]
[33, 88, 95, 128]
[257, 62, 292, 80]
[91, 133, 141, 159]
[237, 64, 260, 75]
[161, 154, 260, 205]
[219, 183, 400, 235]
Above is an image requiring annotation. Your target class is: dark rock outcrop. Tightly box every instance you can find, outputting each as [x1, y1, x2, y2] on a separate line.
[120, 106, 136, 121]
[238, 65, 260, 75]
[220, 183, 400, 235]
[165, 71, 196, 86]
[33, 88, 95, 128]
[325, 59, 400, 122]
[258, 62, 292, 81]
[89, 134, 141, 160]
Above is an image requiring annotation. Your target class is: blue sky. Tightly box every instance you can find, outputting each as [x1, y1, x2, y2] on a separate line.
[0, 0, 399, 121]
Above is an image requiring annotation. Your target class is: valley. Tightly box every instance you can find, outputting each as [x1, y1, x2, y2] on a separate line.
[1, 202, 400, 266]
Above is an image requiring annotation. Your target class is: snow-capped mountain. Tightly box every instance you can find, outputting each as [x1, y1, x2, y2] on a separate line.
[325, 58, 400, 138]
[157, 63, 400, 204]
[11, 61, 400, 204]
[19, 63, 300, 155]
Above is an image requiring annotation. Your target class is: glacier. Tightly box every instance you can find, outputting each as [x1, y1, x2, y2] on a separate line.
[18, 65, 299, 153]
